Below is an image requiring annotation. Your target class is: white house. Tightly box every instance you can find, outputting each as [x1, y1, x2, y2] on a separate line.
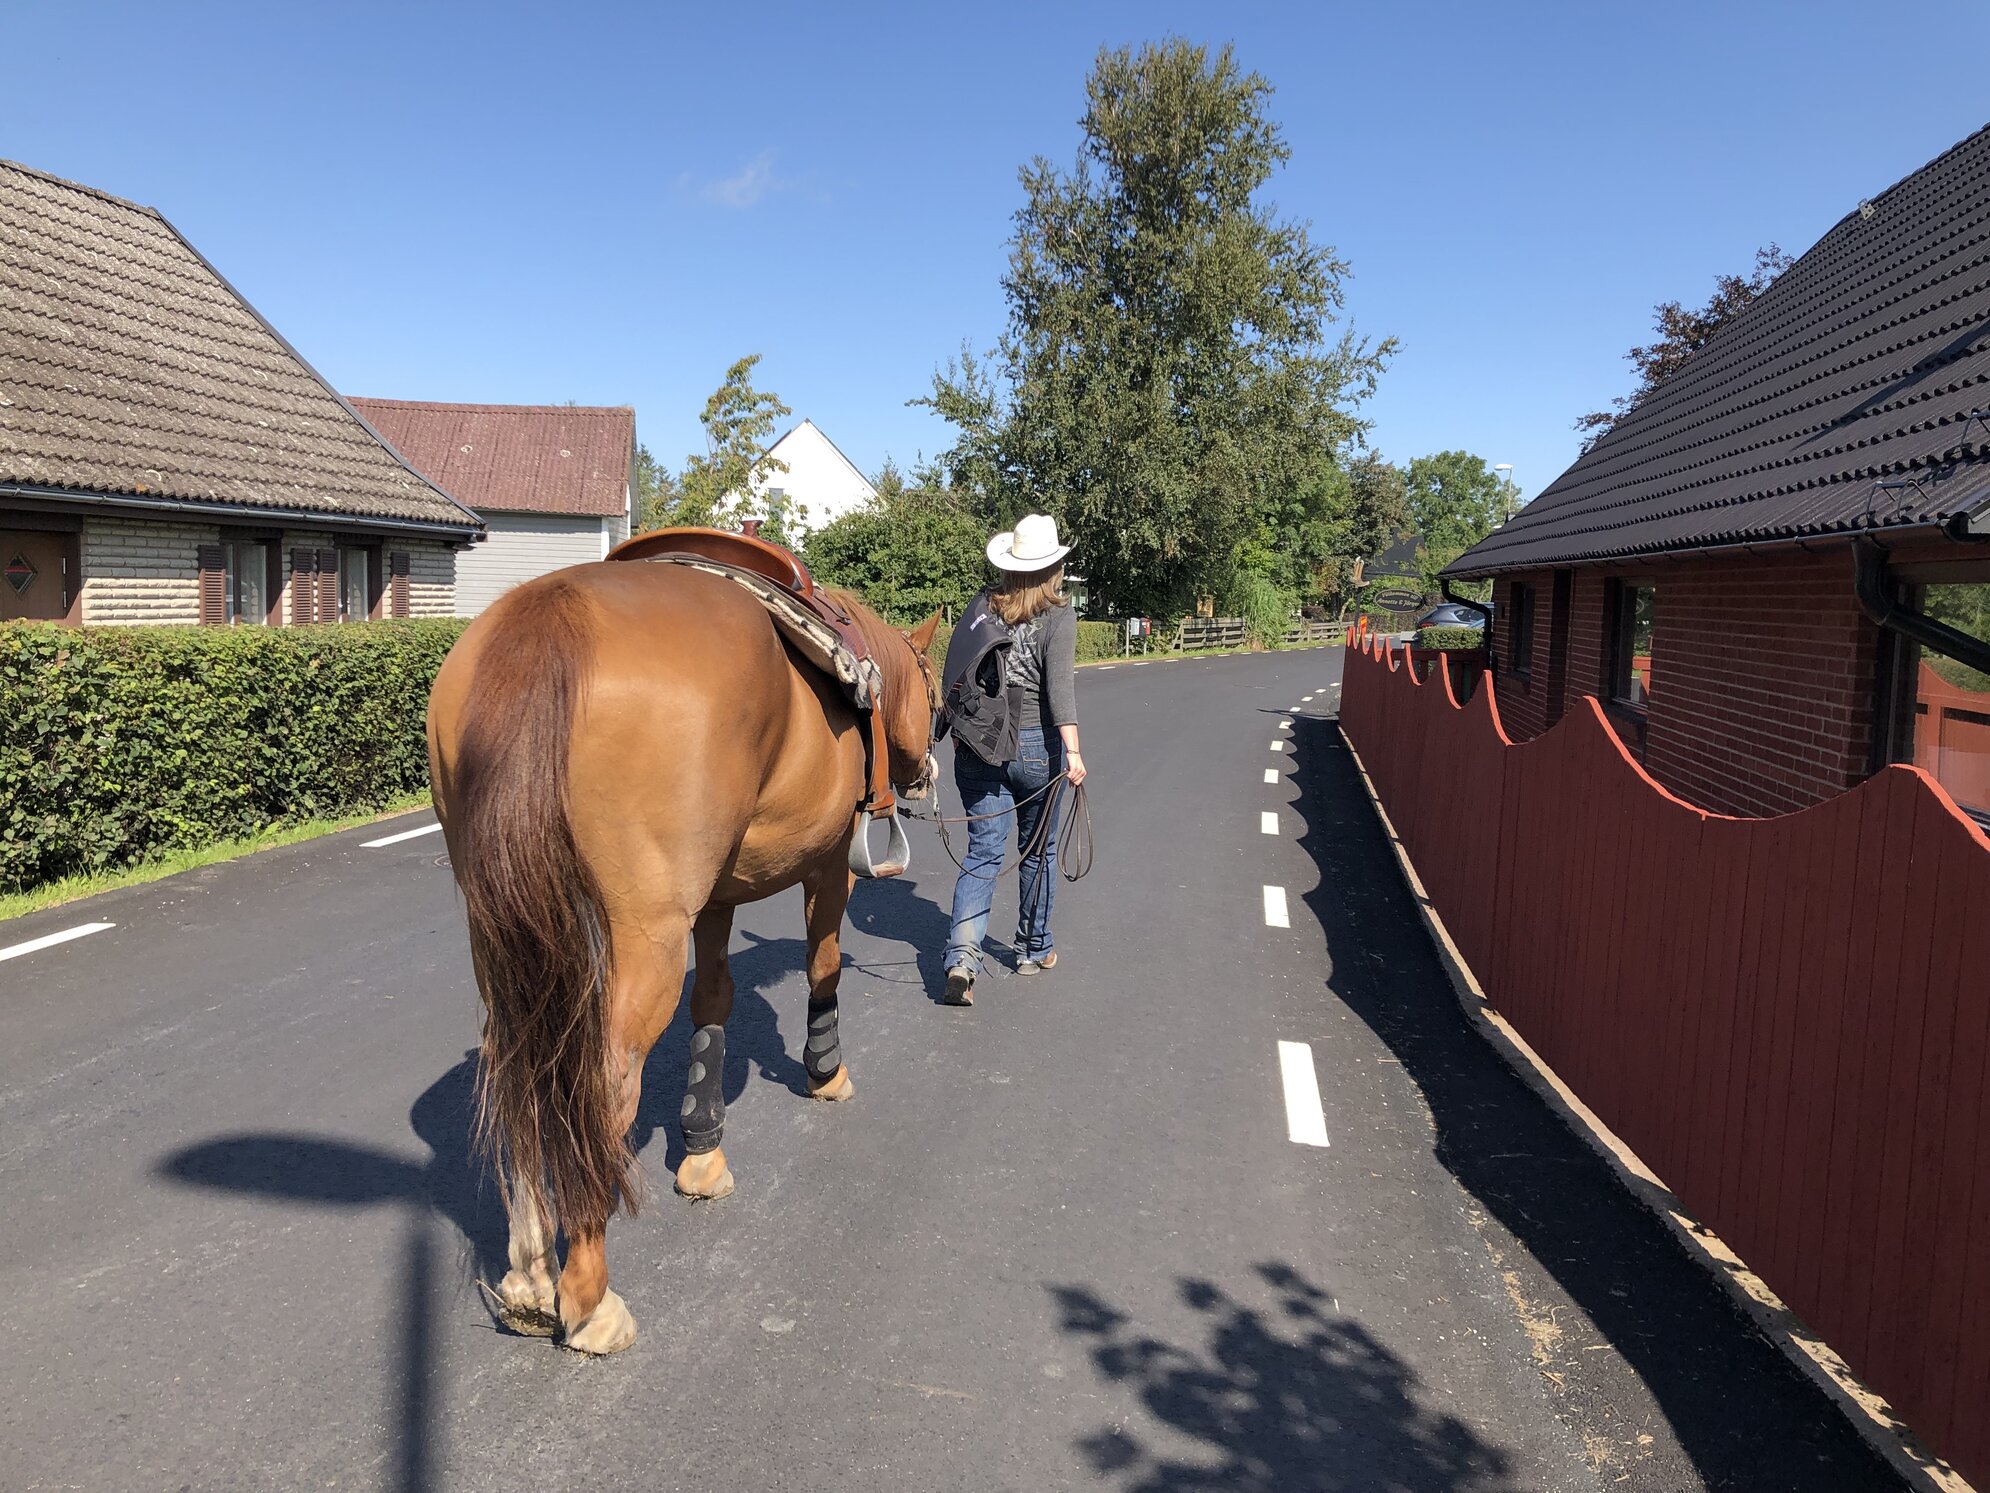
[751, 419, 876, 537]
[350, 400, 634, 616]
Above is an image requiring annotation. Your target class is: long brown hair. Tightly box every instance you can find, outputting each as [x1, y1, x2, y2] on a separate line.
[989, 563, 1068, 627]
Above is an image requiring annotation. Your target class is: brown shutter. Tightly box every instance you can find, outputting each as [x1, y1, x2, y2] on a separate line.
[317, 548, 341, 622]
[198, 544, 227, 625]
[290, 548, 319, 624]
[389, 551, 411, 618]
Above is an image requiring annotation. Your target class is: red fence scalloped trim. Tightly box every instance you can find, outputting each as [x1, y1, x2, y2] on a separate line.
[1339, 635, 1990, 1486]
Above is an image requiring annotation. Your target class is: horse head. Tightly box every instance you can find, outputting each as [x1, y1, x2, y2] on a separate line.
[886, 611, 944, 800]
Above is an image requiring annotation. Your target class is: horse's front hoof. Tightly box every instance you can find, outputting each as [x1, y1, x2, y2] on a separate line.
[494, 1266, 560, 1337]
[808, 1065, 855, 1102]
[675, 1147, 736, 1200]
[561, 1288, 636, 1356]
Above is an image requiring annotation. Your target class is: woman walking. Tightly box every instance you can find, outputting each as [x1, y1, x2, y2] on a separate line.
[942, 514, 1087, 1007]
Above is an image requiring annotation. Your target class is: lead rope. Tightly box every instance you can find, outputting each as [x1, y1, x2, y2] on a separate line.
[902, 775, 1093, 884]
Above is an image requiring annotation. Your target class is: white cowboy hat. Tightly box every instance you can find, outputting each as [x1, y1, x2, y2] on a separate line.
[987, 513, 1071, 572]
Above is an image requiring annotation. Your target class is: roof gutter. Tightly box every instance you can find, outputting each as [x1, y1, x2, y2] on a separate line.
[0, 482, 485, 544]
[1442, 520, 1951, 581]
[1853, 534, 1990, 678]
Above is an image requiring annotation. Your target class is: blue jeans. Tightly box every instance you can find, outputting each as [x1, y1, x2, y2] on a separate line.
[945, 726, 1064, 975]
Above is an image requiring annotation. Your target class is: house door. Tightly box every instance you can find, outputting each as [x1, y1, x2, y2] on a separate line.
[0, 531, 70, 622]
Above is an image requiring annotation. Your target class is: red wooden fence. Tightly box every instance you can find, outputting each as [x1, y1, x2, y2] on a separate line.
[1339, 635, 1990, 1485]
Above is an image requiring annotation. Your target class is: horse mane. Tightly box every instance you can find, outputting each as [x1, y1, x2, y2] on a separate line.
[823, 586, 920, 702]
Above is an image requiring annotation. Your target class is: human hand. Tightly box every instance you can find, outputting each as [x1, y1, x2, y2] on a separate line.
[1065, 751, 1087, 787]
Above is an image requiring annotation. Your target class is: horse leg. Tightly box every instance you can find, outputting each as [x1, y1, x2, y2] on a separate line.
[558, 911, 688, 1356]
[802, 863, 856, 1101]
[674, 903, 739, 1200]
[492, 1166, 560, 1336]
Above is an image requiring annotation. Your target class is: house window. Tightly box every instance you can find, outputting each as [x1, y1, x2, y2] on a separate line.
[1607, 580, 1655, 709]
[339, 548, 376, 621]
[222, 540, 269, 624]
[1509, 582, 1535, 676]
[1903, 576, 1990, 820]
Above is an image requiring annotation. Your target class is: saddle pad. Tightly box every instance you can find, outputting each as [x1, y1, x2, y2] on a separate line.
[636, 554, 885, 716]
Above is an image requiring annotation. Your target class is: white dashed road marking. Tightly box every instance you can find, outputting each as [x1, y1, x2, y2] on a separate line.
[1260, 811, 1278, 835]
[1269, 741, 1285, 752]
[1097, 665, 1116, 670]
[1278, 718, 1292, 729]
[1277, 1040, 1331, 1147]
[0, 922, 115, 963]
[1262, 885, 1290, 928]
[364, 823, 444, 849]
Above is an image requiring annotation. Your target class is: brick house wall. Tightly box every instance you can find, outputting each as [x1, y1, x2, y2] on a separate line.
[1641, 548, 1879, 818]
[79, 517, 205, 624]
[406, 541, 455, 616]
[76, 517, 457, 626]
[1492, 549, 1884, 819]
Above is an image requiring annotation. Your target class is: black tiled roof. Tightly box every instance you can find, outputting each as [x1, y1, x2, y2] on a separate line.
[1448, 125, 1990, 577]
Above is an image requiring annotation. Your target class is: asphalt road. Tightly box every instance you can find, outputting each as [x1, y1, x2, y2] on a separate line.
[0, 647, 1901, 1493]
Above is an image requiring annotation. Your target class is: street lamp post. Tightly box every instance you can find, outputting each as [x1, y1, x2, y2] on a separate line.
[1493, 463, 1516, 524]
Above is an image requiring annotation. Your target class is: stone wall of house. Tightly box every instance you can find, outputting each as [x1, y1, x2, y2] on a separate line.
[407, 542, 455, 616]
[78, 517, 208, 625]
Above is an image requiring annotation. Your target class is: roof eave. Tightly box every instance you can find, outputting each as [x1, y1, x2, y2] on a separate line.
[0, 482, 485, 543]
[1440, 519, 1974, 580]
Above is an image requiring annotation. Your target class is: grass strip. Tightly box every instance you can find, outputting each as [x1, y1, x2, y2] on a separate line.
[0, 792, 434, 924]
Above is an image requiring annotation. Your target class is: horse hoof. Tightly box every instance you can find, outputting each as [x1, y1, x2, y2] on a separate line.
[808, 1065, 855, 1102]
[675, 1148, 736, 1200]
[494, 1267, 560, 1337]
[561, 1289, 636, 1356]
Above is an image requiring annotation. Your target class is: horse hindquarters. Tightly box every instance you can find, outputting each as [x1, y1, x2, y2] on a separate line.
[432, 578, 639, 1351]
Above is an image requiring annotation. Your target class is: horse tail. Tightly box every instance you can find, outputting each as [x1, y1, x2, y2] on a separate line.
[447, 577, 636, 1234]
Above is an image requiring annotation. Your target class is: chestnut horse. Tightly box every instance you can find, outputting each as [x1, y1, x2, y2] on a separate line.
[427, 559, 940, 1354]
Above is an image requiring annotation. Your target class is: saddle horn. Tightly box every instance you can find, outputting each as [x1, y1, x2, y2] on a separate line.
[849, 808, 911, 880]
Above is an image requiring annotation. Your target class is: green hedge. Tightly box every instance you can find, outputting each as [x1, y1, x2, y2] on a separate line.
[0, 619, 467, 892]
[1416, 625, 1485, 652]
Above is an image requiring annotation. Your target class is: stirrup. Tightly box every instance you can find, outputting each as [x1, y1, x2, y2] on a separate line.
[849, 808, 911, 879]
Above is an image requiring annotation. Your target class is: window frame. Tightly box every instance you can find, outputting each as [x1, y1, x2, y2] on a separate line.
[220, 538, 274, 625]
[1887, 567, 1990, 826]
[1509, 581, 1535, 677]
[1606, 578, 1655, 712]
[338, 545, 382, 622]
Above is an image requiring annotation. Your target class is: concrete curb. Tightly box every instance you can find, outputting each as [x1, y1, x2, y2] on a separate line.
[1338, 728, 1971, 1493]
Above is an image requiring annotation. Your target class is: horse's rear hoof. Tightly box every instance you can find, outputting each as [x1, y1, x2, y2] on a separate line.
[675, 1147, 736, 1201]
[491, 1267, 560, 1337]
[808, 1065, 855, 1102]
[561, 1289, 636, 1356]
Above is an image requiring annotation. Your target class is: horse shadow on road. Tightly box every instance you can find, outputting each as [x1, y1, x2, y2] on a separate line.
[1284, 714, 1900, 1491]
[1050, 1259, 1518, 1493]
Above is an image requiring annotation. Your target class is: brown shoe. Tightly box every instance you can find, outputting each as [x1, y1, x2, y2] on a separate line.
[1015, 952, 1058, 976]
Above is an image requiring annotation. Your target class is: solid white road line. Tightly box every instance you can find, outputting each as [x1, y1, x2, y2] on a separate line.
[0, 922, 115, 964]
[1263, 885, 1290, 927]
[1260, 811, 1278, 835]
[363, 823, 444, 849]
[1277, 1040, 1331, 1147]
[1263, 768, 1279, 784]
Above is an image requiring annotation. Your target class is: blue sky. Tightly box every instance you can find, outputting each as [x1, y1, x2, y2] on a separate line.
[10, 1, 1990, 505]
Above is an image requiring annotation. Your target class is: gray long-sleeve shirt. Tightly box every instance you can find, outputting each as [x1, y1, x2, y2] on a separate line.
[1005, 599, 1078, 732]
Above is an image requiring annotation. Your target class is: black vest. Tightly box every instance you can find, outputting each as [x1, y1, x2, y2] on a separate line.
[937, 592, 1022, 765]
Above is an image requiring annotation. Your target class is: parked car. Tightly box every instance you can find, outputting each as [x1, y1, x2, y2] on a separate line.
[1387, 599, 1493, 644]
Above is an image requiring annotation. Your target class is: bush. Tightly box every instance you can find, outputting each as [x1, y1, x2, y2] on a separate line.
[1076, 621, 1121, 661]
[1416, 625, 1485, 652]
[1223, 572, 1297, 650]
[0, 619, 466, 892]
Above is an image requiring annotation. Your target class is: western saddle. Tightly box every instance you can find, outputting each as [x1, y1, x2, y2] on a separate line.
[605, 527, 911, 877]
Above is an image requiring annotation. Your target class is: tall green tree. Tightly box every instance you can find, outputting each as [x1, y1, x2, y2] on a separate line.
[1576, 244, 1794, 450]
[921, 39, 1391, 617]
[1404, 450, 1516, 597]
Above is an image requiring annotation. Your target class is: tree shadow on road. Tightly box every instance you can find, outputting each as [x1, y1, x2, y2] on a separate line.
[1286, 714, 1901, 1491]
[1051, 1260, 1520, 1493]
